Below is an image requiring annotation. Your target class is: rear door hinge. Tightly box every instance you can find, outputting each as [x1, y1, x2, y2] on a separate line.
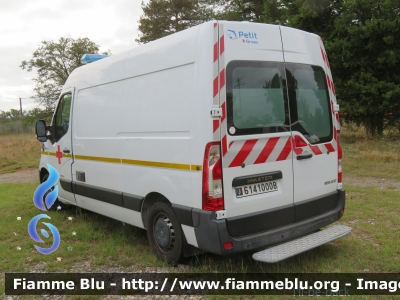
[334, 103, 340, 112]
[210, 108, 222, 118]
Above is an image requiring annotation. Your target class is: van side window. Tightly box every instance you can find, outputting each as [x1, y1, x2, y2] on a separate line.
[226, 61, 290, 135]
[286, 64, 333, 144]
[54, 93, 72, 142]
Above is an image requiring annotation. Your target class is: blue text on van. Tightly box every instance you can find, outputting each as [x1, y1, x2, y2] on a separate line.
[238, 31, 257, 39]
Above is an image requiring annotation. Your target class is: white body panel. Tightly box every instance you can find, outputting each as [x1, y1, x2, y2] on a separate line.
[68, 26, 204, 222]
[41, 88, 76, 205]
[280, 26, 338, 203]
[38, 21, 341, 252]
[219, 22, 294, 218]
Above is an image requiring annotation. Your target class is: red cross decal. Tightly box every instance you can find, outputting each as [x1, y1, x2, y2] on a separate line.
[56, 145, 63, 164]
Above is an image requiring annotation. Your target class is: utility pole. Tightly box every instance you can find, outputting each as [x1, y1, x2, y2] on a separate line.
[19, 97, 32, 116]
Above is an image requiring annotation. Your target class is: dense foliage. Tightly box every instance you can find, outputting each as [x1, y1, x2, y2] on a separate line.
[136, 0, 215, 44]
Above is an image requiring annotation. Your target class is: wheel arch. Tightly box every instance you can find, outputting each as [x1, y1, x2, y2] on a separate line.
[39, 167, 49, 183]
[141, 192, 171, 229]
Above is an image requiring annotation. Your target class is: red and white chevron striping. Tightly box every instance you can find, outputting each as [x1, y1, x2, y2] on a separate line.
[223, 135, 336, 168]
[217, 24, 228, 156]
[319, 38, 340, 143]
[212, 22, 220, 141]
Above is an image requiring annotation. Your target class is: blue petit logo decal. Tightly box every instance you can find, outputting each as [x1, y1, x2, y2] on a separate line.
[227, 29, 259, 44]
[227, 30, 238, 40]
[28, 164, 61, 254]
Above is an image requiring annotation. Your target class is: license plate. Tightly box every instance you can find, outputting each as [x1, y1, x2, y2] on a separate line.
[235, 181, 278, 198]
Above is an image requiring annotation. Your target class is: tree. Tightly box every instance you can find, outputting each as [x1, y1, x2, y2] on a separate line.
[217, 0, 284, 23]
[279, 0, 343, 37]
[326, 0, 400, 136]
[0, 109, 28, 133]
[136, 0, 216, 44]
[20, 37, 110, 114]
[21, 107, 54, 128]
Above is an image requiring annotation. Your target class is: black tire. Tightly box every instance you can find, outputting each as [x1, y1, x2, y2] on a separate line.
[41, 174, 62, 211]
[146, 202, 184, 263]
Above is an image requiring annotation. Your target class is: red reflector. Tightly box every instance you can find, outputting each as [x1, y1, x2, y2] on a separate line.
[294, 135, 307, 148]
[223, 242, 233, 250]
[212, 158, 222, 180]
[338, 172, 342, 183]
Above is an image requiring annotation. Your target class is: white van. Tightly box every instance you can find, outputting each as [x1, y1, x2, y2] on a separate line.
[35, 21, 351, 263]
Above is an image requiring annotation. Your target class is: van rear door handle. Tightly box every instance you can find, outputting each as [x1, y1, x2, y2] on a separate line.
[297, 153, 312, 160]
[63, 149, 70, 154]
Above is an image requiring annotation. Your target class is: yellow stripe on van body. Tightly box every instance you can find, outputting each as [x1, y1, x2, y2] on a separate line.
[42, 152, 72, 159]
[122, 159, 202, 171]
[74, 154, 121, 163]
[122, 159, 191, 170]
[191, 165, 203, 171]
[40, 152, 202, 171]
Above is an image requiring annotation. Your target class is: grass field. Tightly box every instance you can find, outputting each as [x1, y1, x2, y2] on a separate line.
[1, 182, 399, 273]
[0, 133, 40, 174]
[1, 127, 399, 298]
[341, 124, 400, 181]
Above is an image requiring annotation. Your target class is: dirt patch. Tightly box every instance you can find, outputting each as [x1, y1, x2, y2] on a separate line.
[0, 168, 39, 184]
[344, 176, 400, 191]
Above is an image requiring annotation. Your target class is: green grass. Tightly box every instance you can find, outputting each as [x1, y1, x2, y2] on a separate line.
[1, 181, 399, 275]
[1, 182, 399, 300]
[1, 131, 400, 299]
[341, 124, 400, 181]
[0, 183, 162, 274]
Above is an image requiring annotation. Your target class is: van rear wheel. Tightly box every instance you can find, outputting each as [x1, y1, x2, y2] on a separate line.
[147, 202, 184, 263]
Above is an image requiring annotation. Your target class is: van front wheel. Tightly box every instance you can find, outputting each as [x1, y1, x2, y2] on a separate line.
[147, 202, 184, 263]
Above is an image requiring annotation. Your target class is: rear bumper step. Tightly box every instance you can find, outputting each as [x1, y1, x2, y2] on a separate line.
[252, 224, 352, 263]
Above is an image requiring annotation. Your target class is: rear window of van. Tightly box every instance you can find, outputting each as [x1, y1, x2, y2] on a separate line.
[226, 61, 333, 144]
[226, 61, 290, 135]
[286, 63, 333, 144]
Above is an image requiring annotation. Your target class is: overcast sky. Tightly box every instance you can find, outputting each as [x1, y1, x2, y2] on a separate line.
[0, 0, 149, 112]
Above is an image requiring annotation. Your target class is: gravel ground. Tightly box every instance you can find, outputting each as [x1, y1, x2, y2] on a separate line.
[0, 168, 39, 184]
[3, 261, 202, 299]
[344, 176, 400, 191]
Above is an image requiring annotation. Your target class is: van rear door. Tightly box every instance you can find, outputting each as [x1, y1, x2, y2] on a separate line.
[280, 27, 338, 219]
[218, 22, 294, 237]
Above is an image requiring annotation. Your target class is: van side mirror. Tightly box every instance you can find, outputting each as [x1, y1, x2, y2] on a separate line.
[35, 120, 48, 142]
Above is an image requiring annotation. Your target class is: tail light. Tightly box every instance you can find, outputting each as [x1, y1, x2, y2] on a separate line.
[337, 114, 342, 184]
[338, 143, 342, 183]
[202, 142, 224, 211]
